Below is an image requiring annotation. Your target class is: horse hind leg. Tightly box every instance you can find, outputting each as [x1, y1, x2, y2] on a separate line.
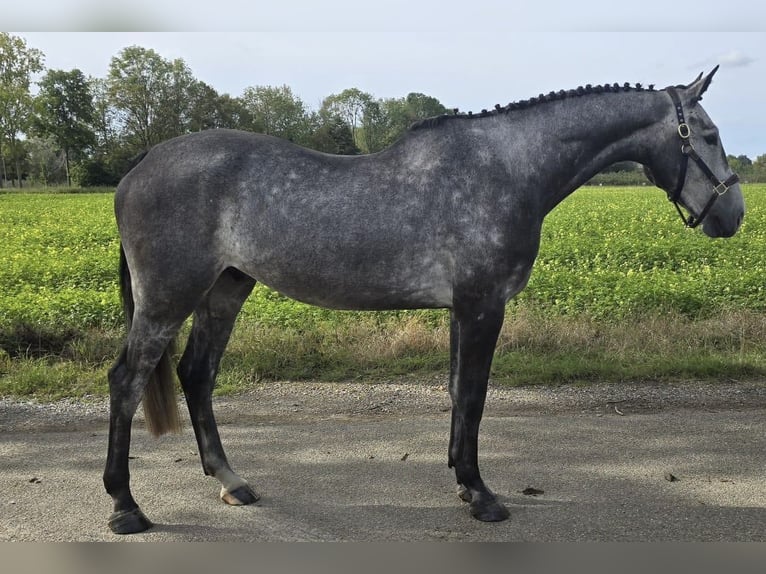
[177, 268, 259, 507]
[104, 315, 186, 534]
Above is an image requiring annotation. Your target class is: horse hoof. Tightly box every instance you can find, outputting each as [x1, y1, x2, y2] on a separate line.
[108, 508, 153, 534]
[220, 484, 260, 506]
[469, 499, 510, 522]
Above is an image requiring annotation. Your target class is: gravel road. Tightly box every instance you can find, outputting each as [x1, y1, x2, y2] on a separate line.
[1, 378, 765, 541]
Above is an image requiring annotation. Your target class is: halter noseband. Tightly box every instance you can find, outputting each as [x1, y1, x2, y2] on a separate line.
[665, 87, 739, 229]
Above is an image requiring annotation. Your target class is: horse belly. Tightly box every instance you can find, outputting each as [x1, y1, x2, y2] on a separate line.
[235, 250, 454, 311]
[275, 280, 453, 311]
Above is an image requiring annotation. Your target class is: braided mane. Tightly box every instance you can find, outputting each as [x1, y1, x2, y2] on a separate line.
[410, 82, 659, 131]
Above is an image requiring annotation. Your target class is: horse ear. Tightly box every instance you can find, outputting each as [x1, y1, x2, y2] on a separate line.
[687, 65, 719, 104]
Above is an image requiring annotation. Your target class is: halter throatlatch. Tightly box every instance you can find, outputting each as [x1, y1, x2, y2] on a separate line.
[666, 87, 739, 228]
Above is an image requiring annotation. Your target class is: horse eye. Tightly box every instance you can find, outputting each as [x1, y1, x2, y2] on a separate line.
[703, 133, 719, 145]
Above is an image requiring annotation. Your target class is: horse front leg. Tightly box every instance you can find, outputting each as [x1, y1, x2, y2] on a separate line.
[447, 297, 509, 522]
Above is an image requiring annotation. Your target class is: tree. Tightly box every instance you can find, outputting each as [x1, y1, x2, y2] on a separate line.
[359, 98, 388, 153]
[214, 93, 253, 130]
[736, 154, 752, 167]
[380, 92, 448, 147]
[25, 136, 65, 186]
[307, 113, 360, 155]
[0, 33, 44, 187]
[240, 85, 312, 144]
[107, 46, 197, 150]
[33, 68, 96, 186]
[187, 81, 224, 132]
[0, 137, 31, 186]
[186, 83, 255, 133]
[157, 57, 198, 139]
[321, 88, 374, 151]
[322, 89, 447, 153]
[90, 77, 122, 158]
[752, 154, 766, 181]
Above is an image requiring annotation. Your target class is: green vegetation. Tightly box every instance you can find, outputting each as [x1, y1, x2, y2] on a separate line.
[1, 185, 765, 400]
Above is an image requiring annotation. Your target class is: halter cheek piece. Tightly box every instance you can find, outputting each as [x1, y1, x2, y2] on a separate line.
[665, 87, 739, 228]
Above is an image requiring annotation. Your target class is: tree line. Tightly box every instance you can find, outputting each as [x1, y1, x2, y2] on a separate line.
[0, 33, 447, 188]
[2, 33, 764, 188]
[590, 155, 766, 186]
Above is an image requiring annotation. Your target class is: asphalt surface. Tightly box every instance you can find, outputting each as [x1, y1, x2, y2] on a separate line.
[1, 380, 765, 541]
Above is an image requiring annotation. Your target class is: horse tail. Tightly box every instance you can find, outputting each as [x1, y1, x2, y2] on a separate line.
[119, 244, 182, 437]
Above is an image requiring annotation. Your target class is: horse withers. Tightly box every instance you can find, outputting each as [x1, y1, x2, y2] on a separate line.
[104, 68, 744, 534]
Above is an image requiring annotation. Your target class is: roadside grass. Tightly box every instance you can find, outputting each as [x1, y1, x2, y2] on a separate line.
[2, 307, 765, 400]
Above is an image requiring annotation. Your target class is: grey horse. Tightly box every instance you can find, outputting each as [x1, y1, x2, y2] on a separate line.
[104, 67, 744, 534]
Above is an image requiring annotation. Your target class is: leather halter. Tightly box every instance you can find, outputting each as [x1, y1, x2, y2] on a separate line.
[666, 87, 739, 229]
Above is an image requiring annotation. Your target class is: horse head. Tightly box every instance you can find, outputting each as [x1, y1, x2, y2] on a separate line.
[644, 67, 744, 238]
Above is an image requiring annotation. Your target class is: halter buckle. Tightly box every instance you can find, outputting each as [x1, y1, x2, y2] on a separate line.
[713, 181, 730, 196]
[677, 123, 691, 139]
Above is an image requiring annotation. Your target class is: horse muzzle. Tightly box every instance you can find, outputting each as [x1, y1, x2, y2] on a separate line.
[701, 190, 745, 238]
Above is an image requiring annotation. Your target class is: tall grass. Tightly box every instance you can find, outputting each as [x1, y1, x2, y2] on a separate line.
[4, 308, 764, 400]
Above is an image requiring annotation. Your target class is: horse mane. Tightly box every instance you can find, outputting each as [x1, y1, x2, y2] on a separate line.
[410, 82, 660, 131]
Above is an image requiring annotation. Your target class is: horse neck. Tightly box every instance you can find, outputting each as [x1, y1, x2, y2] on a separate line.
[504, 90, 670, 213]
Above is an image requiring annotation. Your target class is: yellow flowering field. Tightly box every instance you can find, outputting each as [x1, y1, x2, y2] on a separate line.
[0, 185, 764, 333]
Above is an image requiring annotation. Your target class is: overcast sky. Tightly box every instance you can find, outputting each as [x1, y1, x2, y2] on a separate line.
[9, 1, 766, 158]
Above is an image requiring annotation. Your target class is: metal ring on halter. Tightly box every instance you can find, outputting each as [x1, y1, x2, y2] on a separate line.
[677, 123, 691, 139]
